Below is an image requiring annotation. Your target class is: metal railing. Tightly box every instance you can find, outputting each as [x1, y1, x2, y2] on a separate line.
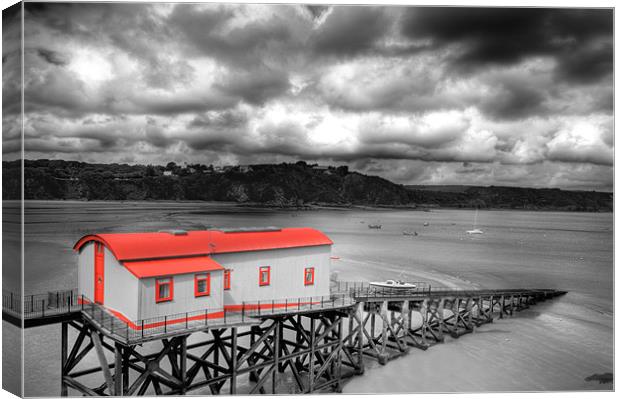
[3, 289, 80, 319]
[4, 285, 561, 342]
[241, 293, 352, 318]
[333, 280, 433, 297]
[79, 292, 353, 343]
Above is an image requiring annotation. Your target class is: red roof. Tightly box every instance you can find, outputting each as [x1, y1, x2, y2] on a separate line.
[123, 256, 224, 278]
[73, 227, 333, 262]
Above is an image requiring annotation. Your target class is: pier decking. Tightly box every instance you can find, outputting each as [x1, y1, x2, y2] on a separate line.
[3, 284, 566, 395]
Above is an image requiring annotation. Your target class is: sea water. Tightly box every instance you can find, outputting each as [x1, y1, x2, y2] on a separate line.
[4, 201, 612, 395]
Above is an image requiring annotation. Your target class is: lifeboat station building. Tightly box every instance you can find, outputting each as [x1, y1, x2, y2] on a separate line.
[73, 228, 333, 323]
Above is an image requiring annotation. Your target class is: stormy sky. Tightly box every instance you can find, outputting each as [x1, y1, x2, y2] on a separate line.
[2, 3, 614, 190]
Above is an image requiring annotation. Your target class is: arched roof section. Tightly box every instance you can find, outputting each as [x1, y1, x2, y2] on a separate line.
[73, 228, 333, 262]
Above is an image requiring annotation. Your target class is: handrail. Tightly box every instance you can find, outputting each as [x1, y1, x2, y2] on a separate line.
[4, 284, 563, 342]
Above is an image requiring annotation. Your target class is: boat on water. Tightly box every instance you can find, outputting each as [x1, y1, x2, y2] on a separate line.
[370, 280, 417, 289]
[402, 230, 418, 236]
[466, 208, 484, 234]
[368, 224, 382, 229]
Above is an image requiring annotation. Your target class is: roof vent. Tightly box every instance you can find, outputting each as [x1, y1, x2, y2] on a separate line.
[221, 226, 282, 233]
[158, 229, 188, 236]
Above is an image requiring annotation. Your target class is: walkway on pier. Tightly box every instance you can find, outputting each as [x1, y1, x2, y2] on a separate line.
[3, 283, 565, 334]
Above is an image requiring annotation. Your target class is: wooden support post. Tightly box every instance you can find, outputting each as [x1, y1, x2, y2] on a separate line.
[180, 335, 187, 395]
[272, 319, 280, 394]
[465, 298, 473, 330]
[114, 343, 123, 396]
[122, 345, 130, 395]
[379, 301, 389, 364]
[308, 317, 316, 392]
[61, 322, 68, 396]
[450, 298, 459, 337]
[370, 311, 376, 342]
[434, 298, 445, 342]
[334, 316, 344, 392]
[230, 328, 237, 395]
[401, 301, 410, 341]
[355, 302, 365, 375]
[277, 320, 285, 373]
[419, 298, 429, 345]
[248, 327, 258, 382]
[499, 295, 505, 319]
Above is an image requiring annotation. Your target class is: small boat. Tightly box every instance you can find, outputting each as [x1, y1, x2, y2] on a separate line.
[423, 222, 429, 226]
[370, 280, 417, 289]
[466, 208, 484, 234]
[402, 230, 418, 236]
[368, 224, 382, 229]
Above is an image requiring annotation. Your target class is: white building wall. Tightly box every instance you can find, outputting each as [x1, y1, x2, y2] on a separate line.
[212, 245, 331, 305]
[138, 271, 224, 320]
[103, 247, 140, 321]
[77, 242, 95, 301]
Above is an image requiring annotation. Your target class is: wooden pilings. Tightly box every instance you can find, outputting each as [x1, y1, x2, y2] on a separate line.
[60, 311, 354, 396]
[58, 289, 564, 396]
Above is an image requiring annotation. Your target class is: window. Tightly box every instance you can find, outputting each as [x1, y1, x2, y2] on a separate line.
[259, 266, 271, 286]
[194, 273, 211, 297]
[304, 267, 315, 285]
[224, 269, 231, 290]
[155, 277, 173, 302]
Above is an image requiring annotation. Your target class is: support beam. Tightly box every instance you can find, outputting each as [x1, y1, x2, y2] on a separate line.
[61, 322, 68, 396]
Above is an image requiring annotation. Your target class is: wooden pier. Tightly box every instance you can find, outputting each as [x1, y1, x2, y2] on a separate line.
[3, 284, 566, 396]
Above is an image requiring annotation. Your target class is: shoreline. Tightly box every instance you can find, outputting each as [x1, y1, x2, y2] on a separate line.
[8, 199, 613, 213]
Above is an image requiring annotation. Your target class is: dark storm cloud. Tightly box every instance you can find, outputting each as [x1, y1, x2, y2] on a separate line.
[401, 7, 613, 83]
[216, 69, 291, 105]
[479, 78, 547, 120]
[312, 7, 391, 56]
[168, 4, 295, 69]
[555, 41, 613, 84]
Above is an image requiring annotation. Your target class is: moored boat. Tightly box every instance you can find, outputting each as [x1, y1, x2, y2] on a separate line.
[369, 280, 417, 289]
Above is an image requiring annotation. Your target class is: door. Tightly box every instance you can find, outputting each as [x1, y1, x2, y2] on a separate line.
[94, 242, 105, 304]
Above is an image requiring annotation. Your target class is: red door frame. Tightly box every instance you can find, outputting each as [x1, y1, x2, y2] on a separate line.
[94, 242, 105, 304]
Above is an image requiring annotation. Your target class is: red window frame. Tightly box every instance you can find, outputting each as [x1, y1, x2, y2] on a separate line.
[224, 269, 231, 290]
[304, 267, 315, 285]
[194, 273, 211, 297]
[259, 266, 271, 286]
[155, 277, 173, 303]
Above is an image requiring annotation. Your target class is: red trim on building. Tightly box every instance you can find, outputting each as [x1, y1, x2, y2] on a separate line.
[123, 256, 224, 278]
[259, 266, 271, 286]
[304, 267, 315, 285]
[155, 277, 173, 302]
[224, 269, 231, 290]
[73, 228, 333, 261]
[194, 273, 211, 297]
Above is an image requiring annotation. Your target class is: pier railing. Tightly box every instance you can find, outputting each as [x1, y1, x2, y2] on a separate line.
[80, 292, 353, 343]
[3, 289, 80, 319]
[332, 280, 433, 296]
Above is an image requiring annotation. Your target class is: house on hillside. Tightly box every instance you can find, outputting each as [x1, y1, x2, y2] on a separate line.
[73, 227, 333, 323]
